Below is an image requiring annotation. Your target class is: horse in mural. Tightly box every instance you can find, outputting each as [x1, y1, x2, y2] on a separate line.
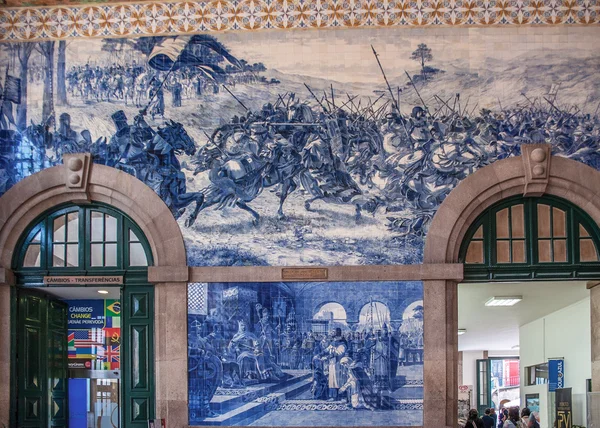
[192, 134, 303, 224]
[112, 117, 205, 226]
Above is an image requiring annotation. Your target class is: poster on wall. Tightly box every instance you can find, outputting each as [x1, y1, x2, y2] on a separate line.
[556, 388, 572, 428]
[458, 385, 473, 426]
[66, 299, 121, 371]
[0, 26, 599, 267]
[526, 394, 540, 415]
[187, 281, 424, 426]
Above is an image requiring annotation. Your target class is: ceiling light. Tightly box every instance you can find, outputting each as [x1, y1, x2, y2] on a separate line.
[98, 290, 109, 295]
[485, 296, 522, 307]
[458, 329, 467, 335]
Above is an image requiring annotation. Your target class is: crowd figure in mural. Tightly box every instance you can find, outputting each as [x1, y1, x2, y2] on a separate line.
[65, 62, 264, 108]
[188, 300, 424, 417]
[1, 38, 600, 239]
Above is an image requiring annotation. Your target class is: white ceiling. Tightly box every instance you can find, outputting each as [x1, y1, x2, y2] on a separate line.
[40, 286, 121, 300]
[458, 281, 589, 352]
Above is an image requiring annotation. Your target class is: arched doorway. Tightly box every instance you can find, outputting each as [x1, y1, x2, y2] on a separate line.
[12, 202, 153, 428]
[423, 145, 600, 428]
[357, 301, 391, 332]
[0, 155, 188, 428]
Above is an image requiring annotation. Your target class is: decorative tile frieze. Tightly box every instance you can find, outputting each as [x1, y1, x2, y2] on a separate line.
[0, 0, 598, 42]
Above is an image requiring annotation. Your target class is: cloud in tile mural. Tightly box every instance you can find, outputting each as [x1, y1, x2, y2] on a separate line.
[0, 26, 599, 266]
[187, 281, 424, 426]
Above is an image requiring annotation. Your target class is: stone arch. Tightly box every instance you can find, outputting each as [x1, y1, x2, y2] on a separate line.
[0, 155, 188, 427]
[0, 156, 186, 269]
[357, 300, 391, 330]
[313, 301, 348, 320]
[421, 144, 600, 428]
[424, 146, 600, 264]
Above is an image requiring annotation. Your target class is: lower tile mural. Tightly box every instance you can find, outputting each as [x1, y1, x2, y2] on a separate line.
[187, 281, 424, 426]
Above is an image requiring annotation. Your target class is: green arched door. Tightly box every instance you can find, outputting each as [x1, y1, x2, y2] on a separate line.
[11, 203, 156, 428]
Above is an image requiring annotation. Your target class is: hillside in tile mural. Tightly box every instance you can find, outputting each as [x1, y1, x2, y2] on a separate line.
[0, 26, 599, 266]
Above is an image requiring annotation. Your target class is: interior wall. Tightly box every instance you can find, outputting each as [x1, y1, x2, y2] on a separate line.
[462, 351, 484, 409]
[520, 297, 591, 428]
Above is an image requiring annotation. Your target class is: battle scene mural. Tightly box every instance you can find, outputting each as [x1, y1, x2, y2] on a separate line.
[187, 281, 424, 426]
[0, 26, 599, 266]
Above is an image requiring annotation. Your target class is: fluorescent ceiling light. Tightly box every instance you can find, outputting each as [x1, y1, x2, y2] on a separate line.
[458, 329, 467, 335]
[98, 290, 109, 294]
[485, 296, 522, 307]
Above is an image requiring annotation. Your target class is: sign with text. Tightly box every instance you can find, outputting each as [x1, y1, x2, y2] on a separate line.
[66, 300, 106, 329]
[556, 387, 572, 428]
[549, 359, 565, 392]
[44, 276, 123, 285]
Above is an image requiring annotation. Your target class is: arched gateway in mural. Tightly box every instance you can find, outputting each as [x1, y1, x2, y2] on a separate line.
[0, 154, 189, 427]
[423, 144, 600, 428]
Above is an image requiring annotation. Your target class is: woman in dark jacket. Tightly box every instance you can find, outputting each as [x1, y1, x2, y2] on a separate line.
[464, 409, 484, 428]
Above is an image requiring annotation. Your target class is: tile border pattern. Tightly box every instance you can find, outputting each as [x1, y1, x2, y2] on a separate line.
[0, 0, 598, 42]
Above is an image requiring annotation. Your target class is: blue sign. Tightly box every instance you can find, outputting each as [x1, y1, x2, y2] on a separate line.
[65, 300, 106, 329]
[549, 359, 565, 392]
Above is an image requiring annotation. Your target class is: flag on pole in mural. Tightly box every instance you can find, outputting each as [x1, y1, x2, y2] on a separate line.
[148, 35, 241, 80]
[2, 74, 21, 104]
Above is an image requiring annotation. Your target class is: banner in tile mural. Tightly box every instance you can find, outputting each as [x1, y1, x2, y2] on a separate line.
[66, 299, 121, 370]
[187, 281, 424, 426]
[0, 26, 599, 266]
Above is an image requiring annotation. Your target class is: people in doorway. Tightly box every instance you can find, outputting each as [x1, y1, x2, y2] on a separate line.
[498, 408, 509, 428]
[503, 407, 523, 428]
[482, 408, 495, 428]
[490, 408, 498, 427]
[520, 408, 531, 427]
[463, 409, 484, 428]
[527, 412, 540, 428]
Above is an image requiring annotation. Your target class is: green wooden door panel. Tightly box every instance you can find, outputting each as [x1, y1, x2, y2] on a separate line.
[18, 292, 47, 428]
[47, 300, 68, 428]
[123, 285, 155, 427]
[17, 290, 68, 428]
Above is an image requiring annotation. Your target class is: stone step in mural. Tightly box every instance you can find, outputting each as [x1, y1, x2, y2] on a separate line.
[202, 372, 313, 426]
[210, 371, 312, 412]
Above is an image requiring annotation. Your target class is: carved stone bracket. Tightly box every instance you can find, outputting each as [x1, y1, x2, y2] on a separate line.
[522, 144, 552, 197]
[63, 153, 92, 202]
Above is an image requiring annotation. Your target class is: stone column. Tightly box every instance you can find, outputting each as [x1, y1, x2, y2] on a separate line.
[0, 268, 15, 427]
[589, 282, 600, 392]
[423, 279, 458, 428]
[154, 281, 189, 428]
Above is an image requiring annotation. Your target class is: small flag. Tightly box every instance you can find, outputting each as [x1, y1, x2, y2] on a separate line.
[105, 328, 121, 346]
[106, 300, 121, 316]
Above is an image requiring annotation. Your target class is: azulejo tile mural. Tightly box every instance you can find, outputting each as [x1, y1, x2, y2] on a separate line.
[0, 0, 598, 41]
[187, 281, 424, 426]
[0, 26, 599, 265]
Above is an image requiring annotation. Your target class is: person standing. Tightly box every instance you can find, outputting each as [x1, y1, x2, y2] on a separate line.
[323, 328, 348, 401]
[520, 408, 531, 427]
[490, 408, 498, 428]
[464, 409, 484, 428]
[482, 409, 495, 428]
